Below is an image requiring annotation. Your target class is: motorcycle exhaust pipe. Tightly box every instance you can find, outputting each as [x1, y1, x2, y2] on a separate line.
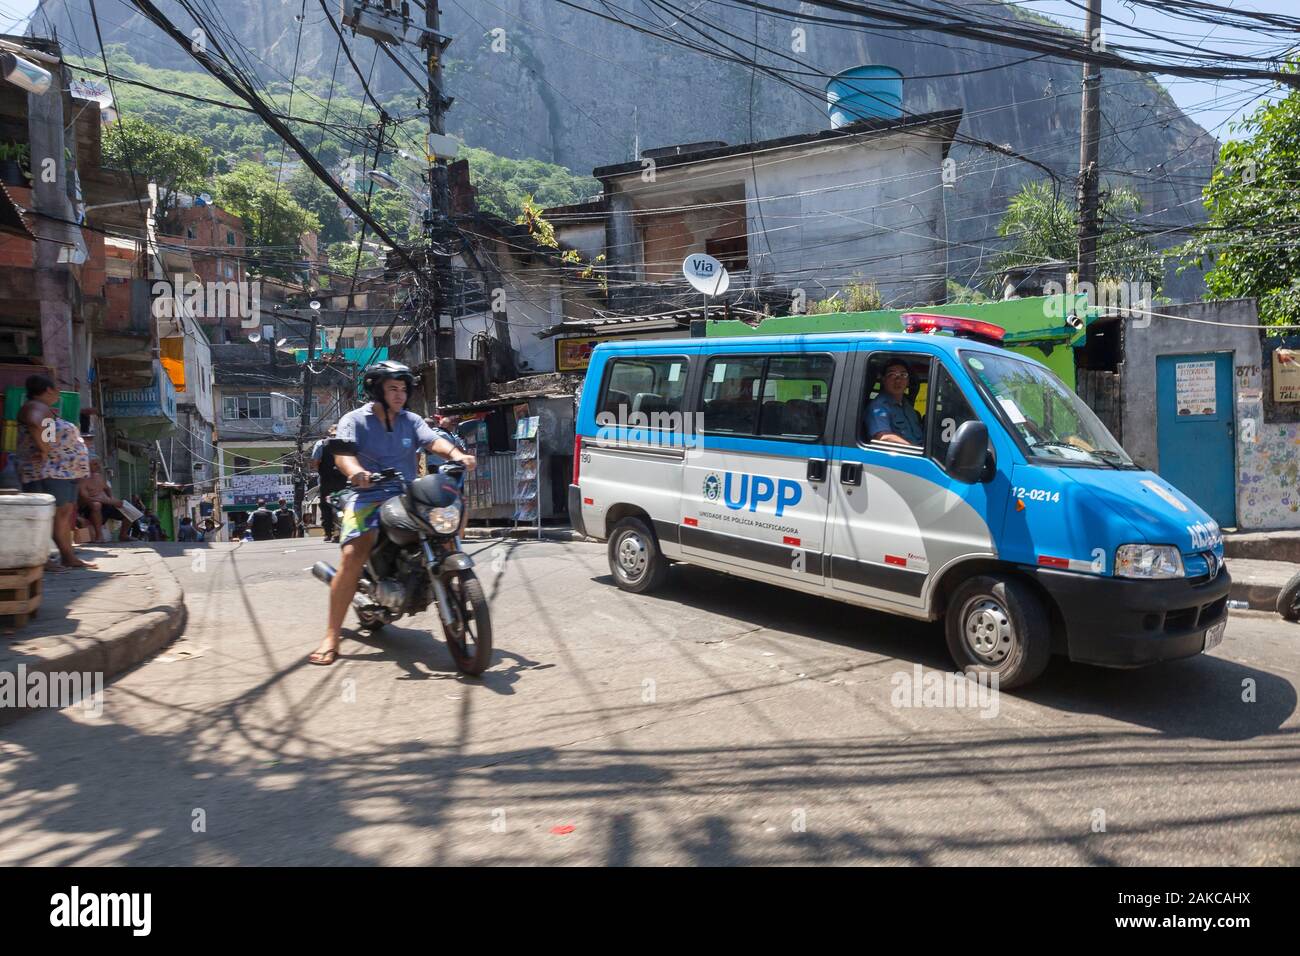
[311, 561, 373, 595]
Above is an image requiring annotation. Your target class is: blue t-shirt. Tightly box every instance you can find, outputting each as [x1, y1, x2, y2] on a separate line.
[866, 393, 924, 444]
[335, 404, 439, 504]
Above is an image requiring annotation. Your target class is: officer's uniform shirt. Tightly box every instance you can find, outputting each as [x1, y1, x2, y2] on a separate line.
[865, 393, 924, 445]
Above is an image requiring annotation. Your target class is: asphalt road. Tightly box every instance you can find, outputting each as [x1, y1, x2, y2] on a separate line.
[0, 537, 1297, 865]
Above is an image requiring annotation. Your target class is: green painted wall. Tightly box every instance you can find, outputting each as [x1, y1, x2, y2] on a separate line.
[705, 295, 1094, 388]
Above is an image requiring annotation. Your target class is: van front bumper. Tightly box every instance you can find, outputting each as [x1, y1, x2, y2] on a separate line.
[1029, 566, 1231, 667]
[568, 484, 589, 538]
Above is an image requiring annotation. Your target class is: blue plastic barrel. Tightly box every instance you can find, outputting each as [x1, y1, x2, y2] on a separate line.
[826, 66, 904, 127]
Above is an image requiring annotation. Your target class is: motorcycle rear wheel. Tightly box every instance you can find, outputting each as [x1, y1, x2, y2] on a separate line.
[441, 571, 493, 675]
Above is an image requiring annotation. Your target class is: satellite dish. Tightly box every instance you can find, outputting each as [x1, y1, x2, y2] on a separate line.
[247, 332, 261, 343]
[309, 300, 321, 311]
[276, 338, 288, 347]
[682, 253, 730, 296]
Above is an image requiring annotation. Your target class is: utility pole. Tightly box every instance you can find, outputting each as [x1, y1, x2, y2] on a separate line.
[293, 303, 320, 528]
[420, 0, 455, 413]
[1076, 0, 1102, 293]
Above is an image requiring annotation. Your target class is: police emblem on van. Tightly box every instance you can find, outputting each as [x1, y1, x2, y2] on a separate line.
[703, 473, 721, 502]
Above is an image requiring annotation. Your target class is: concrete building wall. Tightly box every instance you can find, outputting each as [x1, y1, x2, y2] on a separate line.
[1118, 298, 1297, 530]
[555, 222, 605, 262]
[603, 127, 951, 311]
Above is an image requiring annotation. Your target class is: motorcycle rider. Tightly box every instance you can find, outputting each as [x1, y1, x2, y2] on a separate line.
[309, 361, 476, 666]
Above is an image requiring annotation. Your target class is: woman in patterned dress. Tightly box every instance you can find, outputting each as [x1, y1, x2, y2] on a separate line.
[17, 374, 96, 570]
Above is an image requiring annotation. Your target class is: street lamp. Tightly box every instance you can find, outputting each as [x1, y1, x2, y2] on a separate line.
[366, 167, 430, 210]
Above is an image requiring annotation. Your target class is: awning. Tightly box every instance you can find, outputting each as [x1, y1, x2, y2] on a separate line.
[0, 183, 37, 240]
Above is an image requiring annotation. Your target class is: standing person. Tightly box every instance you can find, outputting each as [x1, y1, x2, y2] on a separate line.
[311, 425, 345, 543]
[78, 459, 130, 542]
[423, 415, 466, 471]
[177, 516, 200, 541]
[424, 414, 470, 535]
[273, 497, 296, 539]
[248, 499, 276, 541]
[16, 374, 95, 570]
[308, 361, 475, 666]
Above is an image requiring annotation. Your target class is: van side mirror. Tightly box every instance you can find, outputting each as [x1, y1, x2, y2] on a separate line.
[946, 420, 991, 483]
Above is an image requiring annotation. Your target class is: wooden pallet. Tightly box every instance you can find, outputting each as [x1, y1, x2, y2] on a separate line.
[0, 565, 43, 629]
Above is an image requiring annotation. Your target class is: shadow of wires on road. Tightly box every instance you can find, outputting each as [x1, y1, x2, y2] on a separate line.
[2, 704, 1298, 866]
[592, 562, 1296, 741]
[0, 539, 1295, 866]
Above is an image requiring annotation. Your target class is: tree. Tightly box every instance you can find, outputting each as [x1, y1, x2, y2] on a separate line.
[1188, 70, 1300, 326]
[288, 168, 349, 245]
[101, 116, 211, 211]
[214, 162, 321, 279]
[366, 184, 416, 246]
[462, 146, 597, 220]
[325, 239, 379, 277]
[992, 180, 1164, 292]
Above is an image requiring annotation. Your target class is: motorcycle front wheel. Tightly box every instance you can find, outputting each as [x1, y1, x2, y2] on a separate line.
[441, 571, 493, 675]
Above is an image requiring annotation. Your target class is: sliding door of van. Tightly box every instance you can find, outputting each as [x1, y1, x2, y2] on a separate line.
[678, 346, 847, 587]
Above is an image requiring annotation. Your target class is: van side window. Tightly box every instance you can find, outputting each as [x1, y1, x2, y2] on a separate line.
[600, 357, 688, 426]
[701, 356, 765, 434]
[928, 363, 980, 467]
[702, 354, 834, 440]
[862, 353, 929, 450]
[759, 355, 834, 439]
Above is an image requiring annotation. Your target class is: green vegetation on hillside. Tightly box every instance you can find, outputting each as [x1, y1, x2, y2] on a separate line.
[74, 46, 596, 254]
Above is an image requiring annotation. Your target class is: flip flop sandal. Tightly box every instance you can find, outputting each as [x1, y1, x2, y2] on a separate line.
[307, 647, 339, 666]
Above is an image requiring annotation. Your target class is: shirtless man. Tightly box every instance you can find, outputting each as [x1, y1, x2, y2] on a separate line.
[78, 459, 129, 542]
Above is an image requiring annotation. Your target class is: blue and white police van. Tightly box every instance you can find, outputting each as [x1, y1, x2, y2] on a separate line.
[568, 317, 1230, 688]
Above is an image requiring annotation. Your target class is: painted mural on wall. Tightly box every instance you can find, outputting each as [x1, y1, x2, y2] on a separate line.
[1235, 361, 1300, 530]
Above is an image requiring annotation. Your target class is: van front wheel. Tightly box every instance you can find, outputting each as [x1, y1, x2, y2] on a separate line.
[944, 575, 1051, 689]
[608, 517, 668, 594]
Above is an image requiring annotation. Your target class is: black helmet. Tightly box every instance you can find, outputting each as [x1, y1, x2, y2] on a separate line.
[362, 360, 417, 402]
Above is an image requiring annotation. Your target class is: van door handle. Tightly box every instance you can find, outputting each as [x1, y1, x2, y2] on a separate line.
[840, 462, 862, 486]
[807, 458, 827, 482]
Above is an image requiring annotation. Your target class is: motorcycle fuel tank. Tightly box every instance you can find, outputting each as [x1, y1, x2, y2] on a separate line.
[380, 496, 422, 546]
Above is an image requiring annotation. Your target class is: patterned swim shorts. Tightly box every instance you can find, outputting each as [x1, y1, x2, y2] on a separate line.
[338, 494, 382, 545]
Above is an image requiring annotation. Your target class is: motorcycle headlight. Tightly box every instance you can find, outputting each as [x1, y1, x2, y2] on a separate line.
[423, 502, 462, 535]
[1114, 544, 1184, 579]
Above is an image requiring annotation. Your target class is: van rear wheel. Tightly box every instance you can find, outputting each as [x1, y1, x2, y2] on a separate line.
[608, 517, 668, 594]
[944, 575, 1051, 690]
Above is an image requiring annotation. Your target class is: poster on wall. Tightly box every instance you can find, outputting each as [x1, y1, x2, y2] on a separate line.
[1273, 349, 1300, 402]
[555, 337, 605, 372]
[1175, 360, 1217, 416]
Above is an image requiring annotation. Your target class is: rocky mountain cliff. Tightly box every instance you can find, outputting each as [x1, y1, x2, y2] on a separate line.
[31, 0, 1217, 295]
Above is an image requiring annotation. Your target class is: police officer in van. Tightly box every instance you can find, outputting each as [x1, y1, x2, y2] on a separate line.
[866, 358, 924, 446]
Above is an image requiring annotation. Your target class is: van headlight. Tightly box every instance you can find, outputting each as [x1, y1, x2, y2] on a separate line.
[1114, 544, 1184, 579]
[421, 502, 462, 535]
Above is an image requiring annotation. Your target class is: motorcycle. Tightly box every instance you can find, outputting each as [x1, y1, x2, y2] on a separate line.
[310, 463, 493, 675]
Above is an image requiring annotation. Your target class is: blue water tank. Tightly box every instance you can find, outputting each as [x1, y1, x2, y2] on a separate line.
[826, 66, 904, 128]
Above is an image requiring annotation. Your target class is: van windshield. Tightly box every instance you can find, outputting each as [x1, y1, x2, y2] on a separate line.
[961, 351, 1135, 468]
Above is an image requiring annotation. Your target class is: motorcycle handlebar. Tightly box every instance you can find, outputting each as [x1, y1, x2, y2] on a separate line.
[351, 468, 401, 487]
